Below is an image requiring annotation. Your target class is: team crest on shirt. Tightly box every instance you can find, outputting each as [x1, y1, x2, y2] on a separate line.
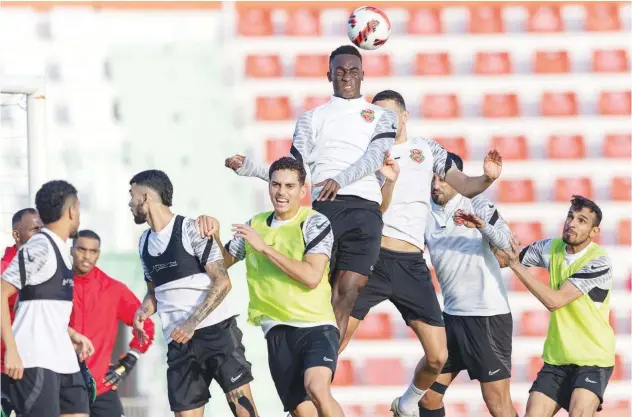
[409, 149, 424, 163]
[453, 209, 465, 226]
[360, 109, 375, 122]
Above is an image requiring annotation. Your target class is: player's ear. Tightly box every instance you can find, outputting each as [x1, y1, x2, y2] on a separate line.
[12, 229, 19, 245]
[589, 226, 600, 239]
[402, 110, 409, 125]
[327, 70, 332, 82]
[300, 183, 307, 199]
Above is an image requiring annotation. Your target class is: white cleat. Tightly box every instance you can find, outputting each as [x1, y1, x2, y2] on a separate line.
[390, 397, 419, 417]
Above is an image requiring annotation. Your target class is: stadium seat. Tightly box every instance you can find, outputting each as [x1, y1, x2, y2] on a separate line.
[474, 52, 512, 75]
[599, 91, 632, 116]
[490, 135, 528, 160]
[363, 358, 406, 385]
[618, 219, 630, 246]
[245, 54, 282, 78]
[482, 93, 520, 118]
[372, 403, 396, 417]
[237, 9, 273, 36]
[413, 52, 452, 76]
[508, 221, 544, 245]
[294, 54, 328, 78]
[611, 177, 631, 201]
[533, 51, 570, 73]
[341, 405, 363, 417]
[468, 5, 504, 34]
[584, 3, 621, 31]
[554, 177, 593, 201]
[303, 96, 330, 112]
[601, 400, 631, 417]
[527, 5, 563, 32]
[332, 359, 355, 386]
[354, 312, 392, 339]
[593, 49, 630, 73]
[497, 179, 535, 203]
[407, 8, 442, 35]
[603, 133, 631, 158]
[265, 138, 291, 163]
[540, 92, 578, 117]
[547, 134, 586, 159]
[433, 137, 469, 160]
[421, 94, 460, 119]
[256, 97, 292, 121]
[526, 355, 545, 381]
[362, 54, 391, 77]
[521, 310, 550, 337]
[285, 9, 320, 36]
[611, 355, 626, 381]
[511, 268, 549, 292]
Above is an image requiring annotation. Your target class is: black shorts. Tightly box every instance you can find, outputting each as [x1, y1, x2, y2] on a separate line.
[313, 195, 383, 276]
[166, 316, 254, 412]
[441, 313, 513, 383]
[1, 367, 89, 417]
[530, 363, 613, 412]
[90, 389, 124, 417]
[351, 248, 444, 326]
[266, 325, 340, 412]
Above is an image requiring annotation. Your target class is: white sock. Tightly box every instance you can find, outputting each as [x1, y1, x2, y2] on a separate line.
[399, 383, 426, 414]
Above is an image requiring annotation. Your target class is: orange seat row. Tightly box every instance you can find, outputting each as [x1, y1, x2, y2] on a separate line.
[496, 177, 631, 203]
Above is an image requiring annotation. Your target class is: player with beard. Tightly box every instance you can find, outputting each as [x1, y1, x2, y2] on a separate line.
[1, 180, 94, 417]
[128, 170, 259, 417]
[501, 196, 614, 417]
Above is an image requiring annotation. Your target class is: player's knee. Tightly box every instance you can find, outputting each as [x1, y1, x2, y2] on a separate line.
[569, 403, 597, 417]
[419, 390, 443, 410]
[304, 378, 331, 408]
[425, 349, 448, 374]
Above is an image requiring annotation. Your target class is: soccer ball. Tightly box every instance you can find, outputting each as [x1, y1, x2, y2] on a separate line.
[347, 6, 391, 50]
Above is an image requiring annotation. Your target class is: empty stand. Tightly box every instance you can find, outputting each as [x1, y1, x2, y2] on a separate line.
[603, 134, 631, 158]
[482, 93, 520, 118]
[611, 177, 631, 201]
[585, 3, 622, 31]
[599, 91, 632, 116]
[433, 137, 469, 160]
[533, 50, 570, 73]
[547, 134, 585, 159]
[332, 359, 355, 386]
[521, 310, 550, 337]
[511, 268, 549, 292]
[265, 138, 292, 163]
[618, 219, 630, 246]
[303, 96, 329, 112]
[468, 5, 504, 34]
[407, 8, 442, 35]
[285, 9, 320, 36]
[354, 312, 392, 340]
[526, 355, 545, 381]
[554, 177, 593, 201]
[540, 92, 578, 117]
[245, 54, 282, 78]
[256, 96, 292, 121]
[421, 94, 460, 119]
[490, 135, 528, 160]
[363, 358, 406, 385]
[508, 221, 544, 245]
[593, 49, 630, 73]
[527, 5, 563, 32]
[341, 405, 363, 417]
[414, 52, 452, 76]
[237, 9, 273, 36]
[294, 54, 328, 78]
[498, 179, 535, 203]
[362, 54, 391, 77]
[475, 51, 512, 75]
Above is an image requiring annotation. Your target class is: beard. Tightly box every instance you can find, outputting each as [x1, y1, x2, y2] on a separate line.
[133, 213, 147, 224]
[69, 225, 79, 239]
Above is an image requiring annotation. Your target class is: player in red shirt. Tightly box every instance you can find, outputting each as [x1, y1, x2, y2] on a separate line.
[70, 230, 155, 417]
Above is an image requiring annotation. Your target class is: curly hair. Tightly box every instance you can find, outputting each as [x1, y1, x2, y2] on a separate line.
[35, 180, 78, 224]
[269, 157, 307, 185]
[570, 195, 603, 227]
[129, 170, 173, 207]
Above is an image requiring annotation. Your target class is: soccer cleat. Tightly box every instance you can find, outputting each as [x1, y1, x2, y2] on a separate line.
[390, 397, 420, 417]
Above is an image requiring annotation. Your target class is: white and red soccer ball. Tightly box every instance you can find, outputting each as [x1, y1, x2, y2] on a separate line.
[347, 6, 391, 50]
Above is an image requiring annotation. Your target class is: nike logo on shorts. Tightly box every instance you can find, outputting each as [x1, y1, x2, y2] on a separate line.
[585, 377, 597, 384]
[231, 373, 243, 383]
[488, 369, 500, 376]
[323, 357, 333, 362]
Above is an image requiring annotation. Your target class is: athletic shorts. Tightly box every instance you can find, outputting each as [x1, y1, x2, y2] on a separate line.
[166, 316, 254, 412]
[1, 367, 89, 417]
[312, 195, 383, 277]
[441, 313, 513, 383]
[530, 363, 613, 412]
[266, 325, 340, 412]
[91, 389, 125, 417]
[351, 247, 444, 327]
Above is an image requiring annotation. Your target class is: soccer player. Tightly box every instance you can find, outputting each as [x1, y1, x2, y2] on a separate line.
[415, 153, 517, 417]
[225, 44, 398, 339]
[1, 180, 94, 417]
[128, 170, 258, 417]
[70, 229, 156, 417]
[502, 196, 614, 417]
[336, 91, 503, 417]
[217, 157, 343, 416]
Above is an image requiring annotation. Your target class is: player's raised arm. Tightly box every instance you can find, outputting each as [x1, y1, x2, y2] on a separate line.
[455, 195, 512, 252]
[377, 150, 399, 213]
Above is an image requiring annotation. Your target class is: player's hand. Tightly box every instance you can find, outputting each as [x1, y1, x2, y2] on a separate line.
[196, 215, 219, 239]
[483, 150, 502, 182]
[502, 234, 522, 267]
[133, 308, 150, 347]
[4, 348, 24, 380]
[103, 351, 138, 390]
[232, 224, 267, 253]
[170, 319, 196, 344]
[225, 155, 245, 171]
[378, 151, 400, 183]
[314, 179, 341, 201]
[453, 210, 485, 229]
[490, 244, 510, 268]
[79, 360, 97, 404]
[70, 332, 95, 361]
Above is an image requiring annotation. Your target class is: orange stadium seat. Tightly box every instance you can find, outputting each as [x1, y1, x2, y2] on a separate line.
[547, 134, 586, 159]
[294, 54, 328, 78]
[303, 96, 330, 112]
[599, 91, 632, 116]
[554, 177, 593, 202]
[521, 310, 550, 337]
[534, 51, 570, 73]
[527, 355, 545, 381]
[540, 92, 578, 117]
[245, 54, 282, 78]
[498, 179, 535, 203]
[509, 221, 544, 245]
[585, 3, 621, 31]
[354, 312, 392, 339]
[433, 137, 469, 160]
[363, 358, 406, 385]
[256, 97, 292, 121]
[527, 5, 563, 32]
[421, 94, 460, 119]
[414, 53, 452, 76]
[237, 9, 273, 36]
[490, 135, 528, 160]
[475, 52, 512, 75]
[285, 9, 320, 36]
[332, 359, 355, 386]
[611, 177, 631, 201]
[408, 8, 443, 35]
[602, 400, 631, 417]
[482, 93, 520, 118]
[603, 133, 631, 158]
[618, 219, 630, 246]
[341, 405, 363, 417]
[265, 138, 292, 163]
[593, 49, 630, 73]
[362, 54, 392, 77]
[511, 268, 549, 291]
[468, 5, 504, 34]
[611, 355, 626, 381]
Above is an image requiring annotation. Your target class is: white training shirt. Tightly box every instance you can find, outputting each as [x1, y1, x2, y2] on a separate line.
[425, 195, 512, 316]
[238, 96, 398, 204]
[382, 137, 455, 250]
[139, 215, 238, 342]
[2, 229, 79, 374]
